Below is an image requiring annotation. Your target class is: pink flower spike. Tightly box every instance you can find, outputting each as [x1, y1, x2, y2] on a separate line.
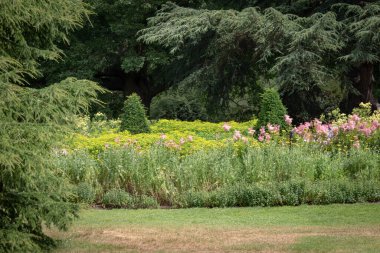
[371, 120, 380, 131]
[114, 137, 120, 143]
[160, 134, 167, 140]
[188, 135, 194, 142]
[258, 135, 264, 142]
[233, 130, 242, 141]
[223, 123, 232, 131]
[242, 136, 249, 144]
[265, 133, 271, 142]
[248, 128, 255, 136]
[267, 123, 275, 133]
[284, 115, 293, 126]
[180, 138, 186, 145]
[351, 114, 361, 122]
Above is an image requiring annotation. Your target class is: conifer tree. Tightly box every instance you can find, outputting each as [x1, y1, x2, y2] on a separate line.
[120, 93, 150, 134]
[138, 2, 380, 119]
[258, 88, 287, 128]
[0, 1, 103, 251]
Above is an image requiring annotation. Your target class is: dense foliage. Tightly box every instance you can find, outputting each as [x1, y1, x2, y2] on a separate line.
[258, 89, 287, 128]
[0, 1, 103, 252]
[33, 0, 379, 121]
[138, 1, 380, 120]
[1, 1, 380, 250]
[120, 93, 150, 134]
[54, 105, 380, 208]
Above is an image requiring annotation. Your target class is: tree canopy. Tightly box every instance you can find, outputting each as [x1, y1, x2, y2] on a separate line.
[34, 0, 380, 121]
[138, 1, 380, 120]
[0, 1, 103, 251]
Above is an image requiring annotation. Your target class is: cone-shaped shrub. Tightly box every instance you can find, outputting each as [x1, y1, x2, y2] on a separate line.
[258, 88, 287, 128]
[120, 93, 150, 134]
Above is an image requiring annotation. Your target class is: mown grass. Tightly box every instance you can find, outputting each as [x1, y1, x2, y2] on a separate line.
[50, 203, 380, 252]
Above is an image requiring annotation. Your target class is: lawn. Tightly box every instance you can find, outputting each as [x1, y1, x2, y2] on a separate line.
[49, 203, 380, 252]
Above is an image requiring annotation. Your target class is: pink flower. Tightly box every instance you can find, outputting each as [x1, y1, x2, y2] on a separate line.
[284, 115, 293, 126]
[358, 126, 372, 137]
[258, 135, 264, 142]
[164, 140, 180, 149]
[260, 127, 266, 135]
[316, 124, 329, 136]
[371, 120, 380, 131]
[179, 138, 186, 145]
[105, 143, 110, 149]
[267, 124, 280, 134]
[267, 123, 276, 133]
[114, 137, 120, 143]
[188, 135, 193, 142]
[223, 123, 231, 131]
[350, 114, 361, 122]
[348, 120, 356, 130]
[265, 133, 271, 142]
[233, 130, 242, 141]
[160, 134, 167, 140]
[242, 137, 248, 144]
[248, 128, 255, 136]
[294, 123, 310, 136]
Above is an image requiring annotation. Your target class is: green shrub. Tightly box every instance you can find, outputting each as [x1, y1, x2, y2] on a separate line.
[150, 89, 208, 121]
[120, 93, 150, 134]
[133, 195, 160, 209]
[343, 150, 379, 180]
[258, 88, 287, 128]
[102, 189, 133, 208]
[180, 180, 380, 208]
[76, 182, 96, 204]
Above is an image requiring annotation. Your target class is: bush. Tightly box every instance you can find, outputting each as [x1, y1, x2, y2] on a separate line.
[180, 180, 380, 208]
[120, 93, 150, 134]
[258, 88, 287, 128]
[76, 182, 96, 204]
[133, 195, 160, 209]
[102, 189, 133, 208]
[343, 150, 379, 180]
[150, 89, 208, 121]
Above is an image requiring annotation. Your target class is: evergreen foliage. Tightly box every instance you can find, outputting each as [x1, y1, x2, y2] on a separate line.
[150, 87, 208, 121]
[120, 93, 150, 134]
[258, 88, 287, 128]
[138, 2, 380, 119]
[0, 1, 103, 252]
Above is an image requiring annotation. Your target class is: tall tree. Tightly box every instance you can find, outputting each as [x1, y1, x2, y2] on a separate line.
[0, 1, 103, 251]
[335, 3, 380, 111]
[138, 2, 379, 120]
[40, 0, 205, 109]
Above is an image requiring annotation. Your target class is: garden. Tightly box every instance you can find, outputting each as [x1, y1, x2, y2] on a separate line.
[59, 98, 380, 209]
[1, 1, 380, 252]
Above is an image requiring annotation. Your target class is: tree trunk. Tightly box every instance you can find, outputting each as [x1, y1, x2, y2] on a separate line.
[356, 62, 377, 110]
[344, 62, 378, 112]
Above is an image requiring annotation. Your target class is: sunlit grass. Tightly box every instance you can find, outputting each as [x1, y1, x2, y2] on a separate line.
[51, 204, 380, 252]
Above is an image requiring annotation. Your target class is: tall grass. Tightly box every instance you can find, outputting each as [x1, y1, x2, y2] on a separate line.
[55, 144, 380, 207]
